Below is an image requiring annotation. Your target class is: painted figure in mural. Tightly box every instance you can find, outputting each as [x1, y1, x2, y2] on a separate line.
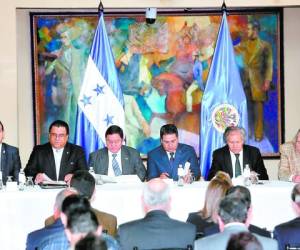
[45, 22, 90, 140]
[237, 20, 273, 142]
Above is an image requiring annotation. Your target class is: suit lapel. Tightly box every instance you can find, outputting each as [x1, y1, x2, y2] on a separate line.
[59, 143, 70, 180]
[160, 146, 173, 176]
[102, 148, 109, 175]
[1, 143, 7, 173]
[121, 146, 129, 174]
[224, 146, 233, 178]
[46, 144, 57, 180]
[243, 145, 250, 170]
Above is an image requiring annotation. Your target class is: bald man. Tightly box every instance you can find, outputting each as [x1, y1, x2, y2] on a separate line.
[117, 178, 196, 250]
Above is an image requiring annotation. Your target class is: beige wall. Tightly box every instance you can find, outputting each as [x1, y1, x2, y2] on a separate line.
[1, 1, 300, 179]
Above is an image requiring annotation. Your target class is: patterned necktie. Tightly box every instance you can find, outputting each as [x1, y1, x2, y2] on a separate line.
[235, 153, 242, 177]
[170, 152, 175, 163]
[112, 153, 122, 176]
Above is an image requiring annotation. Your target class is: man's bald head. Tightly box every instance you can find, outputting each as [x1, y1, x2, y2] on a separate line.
[142, 178, 171, 213]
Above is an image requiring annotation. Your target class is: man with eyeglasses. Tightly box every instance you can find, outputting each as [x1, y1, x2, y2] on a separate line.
[147, 124, 200, 182]
[25, 120, 87, 184]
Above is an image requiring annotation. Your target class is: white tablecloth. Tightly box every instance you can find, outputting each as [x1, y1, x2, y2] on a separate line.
[0, 181, 296, 250]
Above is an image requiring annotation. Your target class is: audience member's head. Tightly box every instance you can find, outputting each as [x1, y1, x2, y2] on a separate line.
[226, 185, 251, 209]
[291, 183, 300, 215]
[218, 195, 250, 231]
[60, 194, 102, 247]
[223, 126, 246, 154]
[53, 187, 78, 220]
[213, 171, 233, 186]
[226, 232, 263, 250]
[75, 233, 107, 250]
[200, 175, 232, 223]
[142, 178, 171, 213]
[70, 170, 96, 201]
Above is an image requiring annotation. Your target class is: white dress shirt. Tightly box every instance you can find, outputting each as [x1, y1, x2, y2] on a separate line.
[52, 147, 64, 180]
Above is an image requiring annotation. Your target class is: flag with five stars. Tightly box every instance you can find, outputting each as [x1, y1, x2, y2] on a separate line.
[75, 11, 125, 160]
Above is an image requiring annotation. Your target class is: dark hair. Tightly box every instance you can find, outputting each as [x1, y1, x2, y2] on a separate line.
[291, 183, 300, 203]
[160, 124, 178, 139]
[61, 194, 91, 216]
[71, 170, 95, 200]
[49, 120, 69, 135]
[67, 209, 98, 234]
[218, 196, 248, 224]
[226, 232, 262, 250]
[105, 125, 123, 139]
[226, 185, 251, 209]
[0, 121, 3, 131]
[75, 233, 107, 250]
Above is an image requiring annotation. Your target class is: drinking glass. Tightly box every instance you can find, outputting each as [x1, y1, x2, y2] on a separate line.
[26, 176, 34, 187]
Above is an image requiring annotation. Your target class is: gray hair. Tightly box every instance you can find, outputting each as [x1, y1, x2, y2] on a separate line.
[142, 181, 171, 208]
[218, 195, 248, 224]
[55, 187, 78, 212]
[223, 126, 246, 144]
[67, 209, 98, 234]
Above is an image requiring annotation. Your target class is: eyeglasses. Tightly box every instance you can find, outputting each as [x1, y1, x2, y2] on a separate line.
[50, 133, 67, 139]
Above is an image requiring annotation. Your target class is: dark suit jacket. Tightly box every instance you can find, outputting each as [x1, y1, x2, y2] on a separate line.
[208, 144, 269, 180]
[26, 218, 65, 250]
[117, 210, 196, 250]
[24, 142, 87, 181]
[273, 217, 300, 250]
[44, 207, 118, 237]
[147, 143, 200, 181]
[1, 143, 21, 184]
[88, 145, 146, 181]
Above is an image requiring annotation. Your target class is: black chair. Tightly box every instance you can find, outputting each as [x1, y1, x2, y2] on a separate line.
[285, 244, 300, 250]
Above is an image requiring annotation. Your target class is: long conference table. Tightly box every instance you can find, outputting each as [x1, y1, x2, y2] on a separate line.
[0, 180, 296, 250]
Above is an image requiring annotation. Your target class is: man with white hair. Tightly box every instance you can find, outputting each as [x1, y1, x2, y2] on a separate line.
[117, 178, 196, 250]
[208, 126, 268, 180]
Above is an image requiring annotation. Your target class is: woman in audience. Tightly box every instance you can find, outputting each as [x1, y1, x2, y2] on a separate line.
[186, 171, 232, 238]
[278, 129, 300, 182]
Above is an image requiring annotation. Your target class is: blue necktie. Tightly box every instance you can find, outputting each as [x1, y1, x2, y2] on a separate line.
[112, 154, 122, 176]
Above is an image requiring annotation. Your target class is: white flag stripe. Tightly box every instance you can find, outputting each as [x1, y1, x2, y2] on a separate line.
[78, 56, 124, 143]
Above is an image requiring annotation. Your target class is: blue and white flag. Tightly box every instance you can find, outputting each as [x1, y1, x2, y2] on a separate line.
[75, 12, 125, 160]
[200, 12, 248, 179]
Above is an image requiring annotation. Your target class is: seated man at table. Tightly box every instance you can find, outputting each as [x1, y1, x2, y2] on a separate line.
[39, 195, 119, 250]
[208, 126, 269, 180]
[24, 120, 87, 184]
[89, 125, 146, 181]
[273, 183, 300, 250]
[194, 195, 278, 250]
[45, 170, 118, 237]
[117, 178, 196, 249]
[0, 120, 22, 184]
[147, 124, 200, 181]
[26, 187, 77, 250]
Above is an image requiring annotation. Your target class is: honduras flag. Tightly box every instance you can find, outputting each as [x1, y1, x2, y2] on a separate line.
[75, 12, 125, 160]
[200, 12, 248, 179]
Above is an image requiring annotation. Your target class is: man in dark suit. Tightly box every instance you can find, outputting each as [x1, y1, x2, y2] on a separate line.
[24, 120, 87, 184]
[0, 121, 21, 184]
[273, 183, 300, 250]
[117, 178, 196, 250]
[147, 124, 200, 181]
[26, 187, 77, 250]
[208, 126, 268, 180]
[89, 125, 146, 181]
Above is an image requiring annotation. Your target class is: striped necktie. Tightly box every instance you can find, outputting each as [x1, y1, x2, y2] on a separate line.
[112, 153, 122, 176]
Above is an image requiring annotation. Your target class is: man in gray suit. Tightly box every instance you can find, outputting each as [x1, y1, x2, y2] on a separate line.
[195, 195, 277, 250]
[117, 178, 196, 250]
[89, 125, 146, 181]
